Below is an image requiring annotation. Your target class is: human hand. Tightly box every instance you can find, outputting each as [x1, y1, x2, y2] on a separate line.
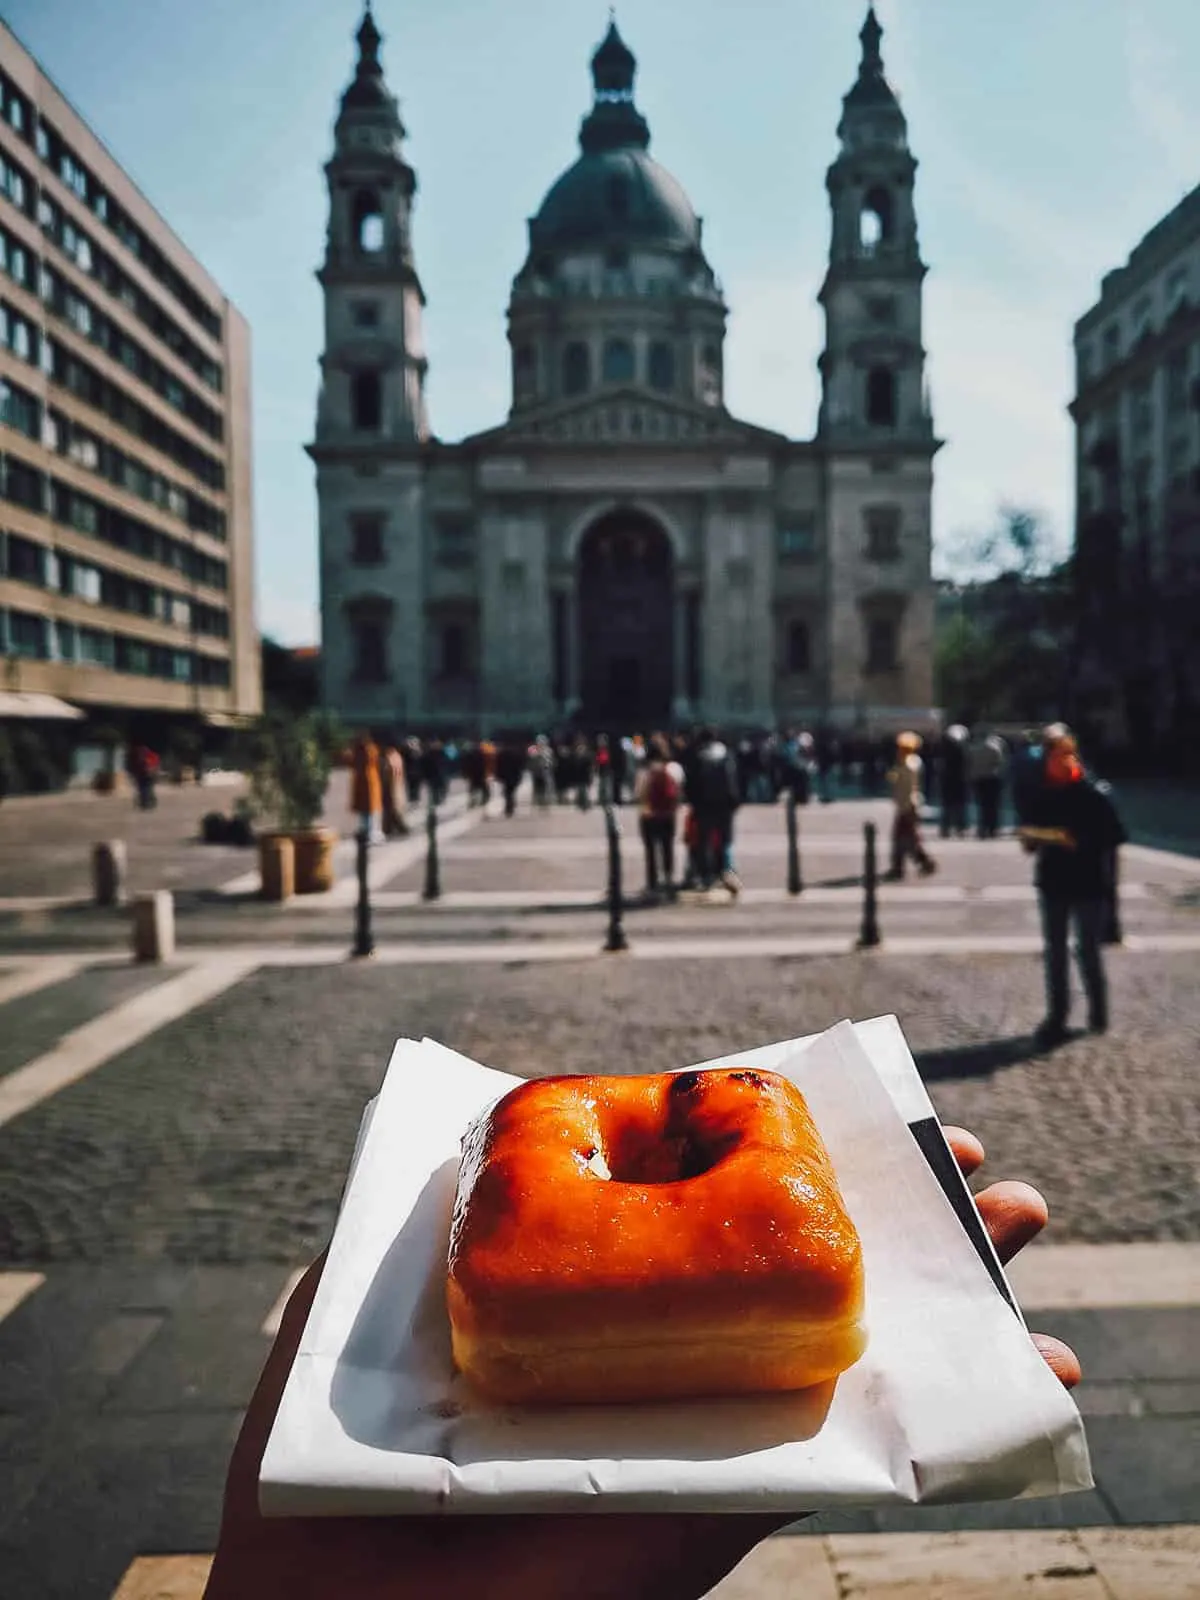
[203, 1126, 1080, 1600]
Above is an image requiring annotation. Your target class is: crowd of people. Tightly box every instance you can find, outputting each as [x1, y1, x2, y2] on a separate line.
[349, 719, 1127, 1053]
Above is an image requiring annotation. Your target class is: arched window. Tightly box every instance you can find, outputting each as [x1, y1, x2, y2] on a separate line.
[866, 367, 896, 427]
[859, 186, 893, 254]
[786, 620, 811, 675]
[352, 617, 388, 683]
[513, 342, 537, 402]
[351, 371, 382, 431]
[603, 337, 635, 384]
[353, 190, 384, 254]
[648, 340, 675, 393]
[562, 341, 590, 396]
[699, 342, 722, 406]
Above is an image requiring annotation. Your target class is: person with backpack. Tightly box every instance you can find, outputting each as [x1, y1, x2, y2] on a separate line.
[688, 727, 742, 895]
[1021, 728, 1127, 1049]
[634, 734, 683, 897]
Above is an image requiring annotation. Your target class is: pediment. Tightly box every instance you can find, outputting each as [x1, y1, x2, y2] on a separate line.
[463, 388, 792, 450]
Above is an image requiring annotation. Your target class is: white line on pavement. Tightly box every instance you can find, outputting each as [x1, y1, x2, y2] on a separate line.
[0, 958, 258, 1130]
[214, 789, 479, 899]
[302, 883, 1153, 913]
[0, 895, 86, 914]
[1008, 1242, 1200, 1310]
[0, 1271, 45, 1327]
[0, 956, 84, 1008]
[132, 930, 1200, 968]
[1125, 841, 1200, 878]
[261, 1268, 306, 1338]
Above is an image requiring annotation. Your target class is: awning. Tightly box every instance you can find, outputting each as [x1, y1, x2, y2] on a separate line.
[0, 691, 86, 722]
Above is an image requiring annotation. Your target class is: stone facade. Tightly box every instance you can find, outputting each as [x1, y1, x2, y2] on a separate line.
[1071, 185, 1200, 755]
[314, 8, 940, 735]
[0, 19, 258, 731]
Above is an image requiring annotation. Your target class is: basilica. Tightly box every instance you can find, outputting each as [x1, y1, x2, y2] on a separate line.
[313, 6, 940, 735]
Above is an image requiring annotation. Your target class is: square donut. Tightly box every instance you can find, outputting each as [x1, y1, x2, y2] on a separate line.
[446, 1068, 866, 1405]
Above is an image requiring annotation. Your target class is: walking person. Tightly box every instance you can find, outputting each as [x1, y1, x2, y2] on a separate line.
[634, 734, 683, 897]
[496, 740, 526, 819]
[128, 741, 160, 810]
[689, 727, 741, 895]
[969, 728, 1009, 839]
[884, 732, 937, 880]
[529, 736, 554, 808]
[350, 732, 382, 843]
[573, 736, 594, 811]
[379, 741, 409, 837]
[1021, 730, 1127, 1049]
[939, 724, 970, 839]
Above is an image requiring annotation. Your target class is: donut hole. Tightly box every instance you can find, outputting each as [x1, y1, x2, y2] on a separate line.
[600, 1127, 721, 1184]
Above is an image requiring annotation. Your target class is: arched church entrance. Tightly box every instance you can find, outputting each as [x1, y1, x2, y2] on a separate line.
[578, 510, 674, 729]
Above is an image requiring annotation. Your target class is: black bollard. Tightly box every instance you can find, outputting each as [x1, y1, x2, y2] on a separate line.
[1102, 847, 1123, 946]
[352, 829, 374, 958]
[786, 791, 803, 896]
[604, 803, 629, 953]
[858, 821, 881, 949]
[423, 801, 442, 903]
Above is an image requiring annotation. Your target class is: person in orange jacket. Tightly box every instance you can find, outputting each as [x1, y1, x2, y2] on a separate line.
[350, 733, 382, 842]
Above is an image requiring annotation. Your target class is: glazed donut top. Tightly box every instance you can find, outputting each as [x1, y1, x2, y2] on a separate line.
[448, 1068, 861, 1335]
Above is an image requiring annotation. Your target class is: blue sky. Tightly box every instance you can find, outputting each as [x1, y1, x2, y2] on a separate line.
[5, 0, 1199, 643]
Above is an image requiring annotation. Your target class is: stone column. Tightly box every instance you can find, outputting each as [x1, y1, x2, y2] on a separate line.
[672, 589, 691, 723]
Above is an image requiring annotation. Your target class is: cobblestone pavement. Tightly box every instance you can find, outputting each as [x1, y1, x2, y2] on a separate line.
[1, 794, 1200, 1597]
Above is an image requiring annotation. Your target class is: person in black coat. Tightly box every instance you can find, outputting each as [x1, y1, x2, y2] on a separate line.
[1021, 730, 1127, 1049]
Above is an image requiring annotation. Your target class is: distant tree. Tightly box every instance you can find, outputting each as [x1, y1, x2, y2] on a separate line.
[936, 507, 1074, 725]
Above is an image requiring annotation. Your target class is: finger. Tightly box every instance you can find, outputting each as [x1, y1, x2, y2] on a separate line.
[974, 1180, 1049, 1263]
[1032, 1333, 1082, 1390]
[943, 1125, 986, 1177]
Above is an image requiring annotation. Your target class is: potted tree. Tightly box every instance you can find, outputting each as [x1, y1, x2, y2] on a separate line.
[242, 711, 343, 894]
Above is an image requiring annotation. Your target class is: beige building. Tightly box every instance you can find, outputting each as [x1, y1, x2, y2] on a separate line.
[0, 17, 258, 747]
[315, 9, 939, 736]
[1071, 186, 1200, 756]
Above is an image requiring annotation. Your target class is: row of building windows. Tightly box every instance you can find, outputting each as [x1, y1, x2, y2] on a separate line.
[0, 529, 229, 636]
[33, 245, 223, 436]
[0, 367, 226, 536]
[0, 604, 230, 683]
[0, 69, 223, 340]
[344, 512, 902, 573]
[0, 449, 227, 590]
[0, 276, 226, 487]
[1084, 265, 1194, 382]
[0, 202, 221, 409]
[45, 334, 225, 489]
[344, 611, 900, 688]
[541, 338, 719, 401]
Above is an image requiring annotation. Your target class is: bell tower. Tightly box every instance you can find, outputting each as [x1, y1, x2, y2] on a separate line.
[818, 6, 930, 445]
[313, 6, 429, 729]
[818, 7, 939, 726]
[315, 4, 429, 447]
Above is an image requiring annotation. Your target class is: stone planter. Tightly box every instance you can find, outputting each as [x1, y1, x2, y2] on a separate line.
[257, 833, 296, 902]
[284, 826, 338, 895]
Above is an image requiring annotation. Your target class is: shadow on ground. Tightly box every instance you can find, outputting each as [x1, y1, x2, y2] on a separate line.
[915, 1034, 1040, 1081]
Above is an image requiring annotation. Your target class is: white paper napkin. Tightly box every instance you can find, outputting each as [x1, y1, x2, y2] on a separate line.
[260, 1019, 1091, 1515]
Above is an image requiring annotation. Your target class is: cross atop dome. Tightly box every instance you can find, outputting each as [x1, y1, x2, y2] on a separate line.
[591, 18, 636, 101]
[579, 19, 650, 153]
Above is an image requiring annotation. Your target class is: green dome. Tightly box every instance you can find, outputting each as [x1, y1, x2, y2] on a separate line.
[530, 148, 701, 254]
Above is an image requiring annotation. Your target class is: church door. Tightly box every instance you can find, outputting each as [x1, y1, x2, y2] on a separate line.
[578, 511, 674, 729]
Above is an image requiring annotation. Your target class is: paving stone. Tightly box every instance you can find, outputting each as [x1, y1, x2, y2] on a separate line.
[0, 963, 182, 1081]
[1085, 1416, 1200, 1522]
[112, 1557, 213, 1600]
[1077, 1524, 1200, 1599]
[1138, 1380, 1200, 1414]
[828, 1529, 1107, 1598]
[1073, 1381, 1143, 1418]
[705, 1533, 839, 1599]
